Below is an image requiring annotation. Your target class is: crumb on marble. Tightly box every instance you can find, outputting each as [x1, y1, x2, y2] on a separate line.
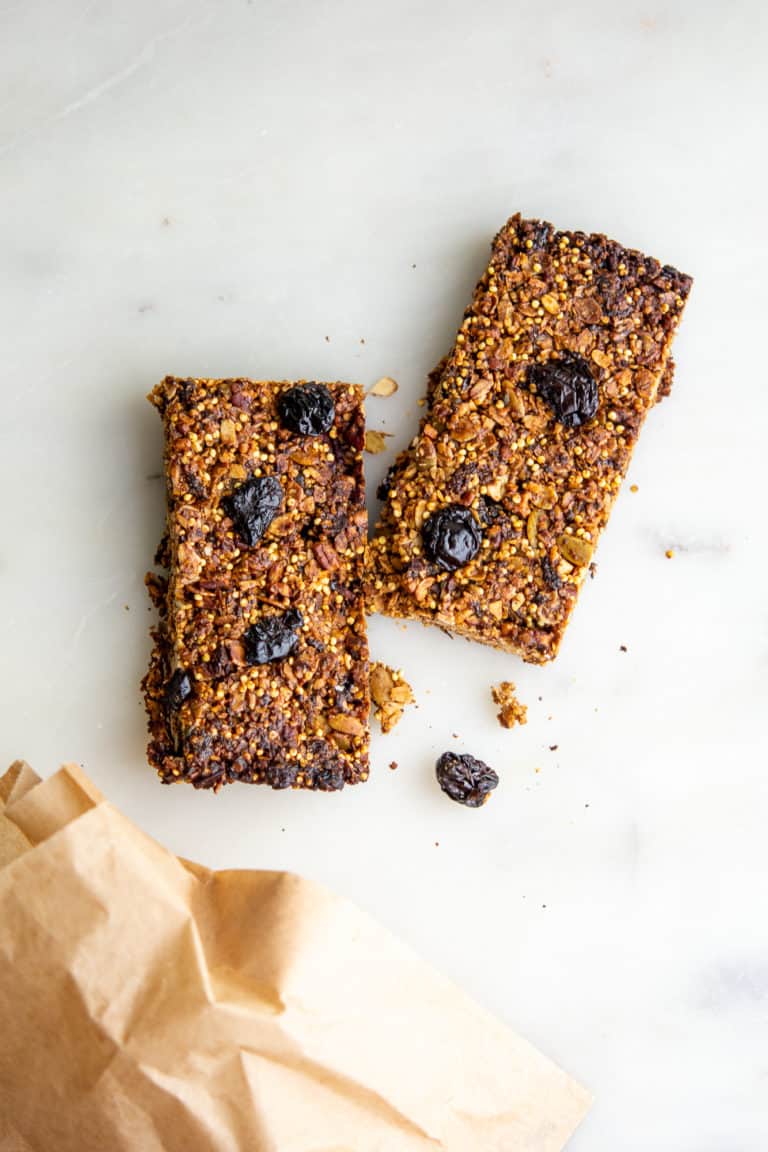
[492, 681, 528, 729]
[370, 661, 415, 733]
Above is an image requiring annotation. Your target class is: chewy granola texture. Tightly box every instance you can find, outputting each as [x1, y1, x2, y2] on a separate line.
[367, 215, 692, 663]
[143, 377, 370, 790]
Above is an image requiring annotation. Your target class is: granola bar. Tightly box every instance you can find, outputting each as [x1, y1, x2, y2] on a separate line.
[367, 215, 692, 663]
[143, 377, 370, 790]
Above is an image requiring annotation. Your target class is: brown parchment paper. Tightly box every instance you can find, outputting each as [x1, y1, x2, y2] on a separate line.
[0, 762, 591, 1151]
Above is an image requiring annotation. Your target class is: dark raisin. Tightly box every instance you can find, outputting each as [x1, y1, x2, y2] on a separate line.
[278, 383, 335, 436]
[478, 495, 504, 526]
[175, 378, 196, 406]
[166, 668, 192, 710]
[595, 273, 633, 318]
[312, 764, 346, 791]
[242, 608, 303, 665]
[376, 464, 397, 502]
[529, 220, 552, 250]
[422, 504, 482, 571]
[541, 557, 563, 590]
[265, 763, 298, 790]
[435, 751, 499, 808]
[527, 353, 598, 428]
[193, 766, 226, 790]
[181, 465, 206, 499]
[447, 461, 492, 498]
[221, 476, 282, 546]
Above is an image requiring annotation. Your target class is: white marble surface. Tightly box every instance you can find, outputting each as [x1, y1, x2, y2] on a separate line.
[1, 0, 767, 1146]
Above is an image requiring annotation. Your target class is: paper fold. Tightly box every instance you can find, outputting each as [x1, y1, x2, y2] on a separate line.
[0, 763, 590, 1151]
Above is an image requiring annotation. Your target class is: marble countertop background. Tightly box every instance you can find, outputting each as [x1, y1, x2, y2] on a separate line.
[1, 1, 766, 1147]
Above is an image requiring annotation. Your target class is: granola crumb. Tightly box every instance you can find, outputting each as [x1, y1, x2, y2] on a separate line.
[619, 644, 628, 652]
[370, 661, 415, 733]
[549, 744, 558, 751]
[665, 548, 674, 559]
[630, 484, 639, 493]
[388, 760, 398, 771]
[491, 681, 528, 729]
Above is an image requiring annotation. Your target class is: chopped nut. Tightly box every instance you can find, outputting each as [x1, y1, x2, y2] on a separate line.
[491, 681, 528, 729]
[369, 661, 415, 733]
[369, 662, 395, 706]
[557, 533, 593, 567]
[527, 483, 557, 510]
[220, 418, 237, 444]
[368, 376, 399, 397]
[526, 509, 540, 550]
[329, 713, 365, 736]
[540, 293, 560, 315]
[573, 296, 602, 324]
[313, 541, 339, 570]
[485, 475, 508, 501]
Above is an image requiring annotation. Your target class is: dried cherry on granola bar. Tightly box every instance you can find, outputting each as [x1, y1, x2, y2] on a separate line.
[422, 504, 482, 571]
[527, 352, 598, 428]
[221, 476, 283, 546]
[436, 751, 498, 807]
[278, 383, 335, 436]
[243, 608, 303, 665]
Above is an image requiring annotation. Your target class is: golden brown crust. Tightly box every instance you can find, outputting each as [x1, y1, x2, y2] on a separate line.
[143, 377, 370, 790]
[366, 214, 692, 663]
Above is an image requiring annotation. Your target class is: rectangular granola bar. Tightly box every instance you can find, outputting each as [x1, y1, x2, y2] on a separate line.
[143, 377, 370, 790]
[367, 215, 692, 663]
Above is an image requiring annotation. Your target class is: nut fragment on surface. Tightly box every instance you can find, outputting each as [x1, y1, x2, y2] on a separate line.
[491, 682, 528, 729]
[364, 430, 391, 454]
[368, 376, 399, 397]
[365, 213, 692, 664]
[369, 661, 415, 733]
